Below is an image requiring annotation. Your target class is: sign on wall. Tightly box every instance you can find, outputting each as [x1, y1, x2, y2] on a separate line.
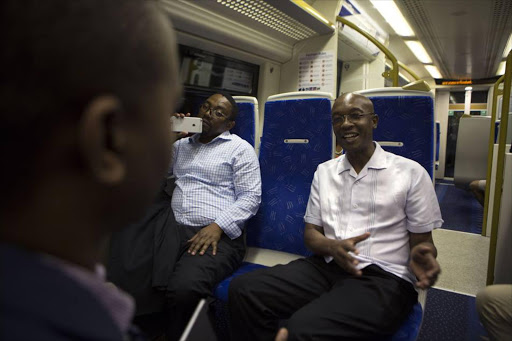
[298, 51, 335, 96]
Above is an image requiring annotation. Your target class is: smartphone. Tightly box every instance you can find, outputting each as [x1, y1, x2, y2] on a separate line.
[171, 116, 203, 133]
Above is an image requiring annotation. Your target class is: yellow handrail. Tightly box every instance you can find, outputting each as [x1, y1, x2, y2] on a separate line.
[398, 61, 420, 81]
[336, 16, 399, 87]
[487, 50, 512, 285]
[482, 75, 504, 236]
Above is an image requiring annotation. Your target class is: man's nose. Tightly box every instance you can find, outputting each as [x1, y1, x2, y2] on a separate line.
[340, 116, 354, 126]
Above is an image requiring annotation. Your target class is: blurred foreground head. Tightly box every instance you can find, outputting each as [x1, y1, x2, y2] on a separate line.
[0, 0, 181, 265]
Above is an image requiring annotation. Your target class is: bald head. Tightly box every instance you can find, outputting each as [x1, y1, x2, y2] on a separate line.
[334, 93, 374, 114]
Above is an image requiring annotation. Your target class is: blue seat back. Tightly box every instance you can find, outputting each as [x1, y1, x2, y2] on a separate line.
[435, 121, 440, 162]
[357, 89, 435, 179]
[495, 121, 500, 143]
[232, 96, 258, 148]
[246, 93, 334, 256]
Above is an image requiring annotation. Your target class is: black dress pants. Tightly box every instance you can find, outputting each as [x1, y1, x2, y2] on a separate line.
[229, 256, 417, 341]
[165, 225, 245, 340]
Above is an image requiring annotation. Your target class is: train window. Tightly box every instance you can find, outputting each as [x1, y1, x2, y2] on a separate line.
[336, 60, 343, 97]
[177, 45, 259, 116]
[449, 90, 488, 103]
[179, 45, 259, 96]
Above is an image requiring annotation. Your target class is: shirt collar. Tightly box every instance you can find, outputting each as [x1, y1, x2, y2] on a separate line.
[337, 142, 388, 174]
[188, 130, 232, 144]
[366, 142, 388, 170]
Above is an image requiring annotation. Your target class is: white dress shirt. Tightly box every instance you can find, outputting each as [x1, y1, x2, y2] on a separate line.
[170, 131, 261, 239]
[304, 142, 443, 284]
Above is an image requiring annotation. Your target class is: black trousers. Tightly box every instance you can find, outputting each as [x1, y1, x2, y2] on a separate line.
[229, 256, 417, 341]
[165, 225, 245, 340]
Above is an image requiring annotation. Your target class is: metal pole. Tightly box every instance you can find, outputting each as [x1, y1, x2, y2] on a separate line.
[487, 50, 512, 285]
[482, 75, 504, 235]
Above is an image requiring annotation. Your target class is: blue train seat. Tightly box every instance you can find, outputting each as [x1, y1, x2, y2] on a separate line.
[495, 120, 500, 143]
[232, 96, 259, 149]
[213, 91, 424, 341]
[496, 112, 512, 143]
[435, 121, 440, 170]
[435, 121, 440, 162]
[214, 261, 423, 341]
[356, 88, 435, 180]
[386, 302, 423, 341]
[246, 91, 335, 256]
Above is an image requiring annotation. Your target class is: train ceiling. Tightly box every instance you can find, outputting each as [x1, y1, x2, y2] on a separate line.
[352, 0, 512, 80]
[162, 0, 512, 82]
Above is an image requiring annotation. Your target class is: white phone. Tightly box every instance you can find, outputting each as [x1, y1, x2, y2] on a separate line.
[171, 116, 203, 133]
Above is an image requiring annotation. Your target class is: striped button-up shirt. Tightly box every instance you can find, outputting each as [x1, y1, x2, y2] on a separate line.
[304, 142, 443, 284]
[170, 131, 261, 239]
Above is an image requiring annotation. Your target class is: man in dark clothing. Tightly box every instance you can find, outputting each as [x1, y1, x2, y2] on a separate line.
[0, 1, 181, 340]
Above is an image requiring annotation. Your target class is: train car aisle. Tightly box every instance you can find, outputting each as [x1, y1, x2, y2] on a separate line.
[416, 178, 490, 340]
[435, 179, 484, 234]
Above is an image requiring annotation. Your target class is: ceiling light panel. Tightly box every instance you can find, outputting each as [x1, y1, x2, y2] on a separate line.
[217, 0, 317, 40]
[370, 0, 414, 37]
[405, 40, 432, 64]
[425, 65, 442, 79]
[503, 33, 512, 58]
[496, 61, 506, 76]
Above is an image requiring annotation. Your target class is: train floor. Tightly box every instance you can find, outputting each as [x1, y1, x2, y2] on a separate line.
[417, 178, 490, 340]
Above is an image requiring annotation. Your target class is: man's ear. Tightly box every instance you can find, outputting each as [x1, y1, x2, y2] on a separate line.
[372, 114, 379, 129]
[227, 120, 236, 131]
[78, 95, 127, 185]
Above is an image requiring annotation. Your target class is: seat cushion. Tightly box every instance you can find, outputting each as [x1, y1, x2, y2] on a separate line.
[214, 262, 267, 302]
[386, 302, 423, 341]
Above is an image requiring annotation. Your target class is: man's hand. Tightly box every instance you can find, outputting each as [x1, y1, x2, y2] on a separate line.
[187, 223, 223, 256]
[172, 112, 191, 139]
[275, 328, 288, 341]
[409, 243, 440, 289]
[329, 232, 370, 276]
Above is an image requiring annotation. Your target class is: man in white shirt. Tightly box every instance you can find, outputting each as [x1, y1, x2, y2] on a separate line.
[229, 93, 443, 340]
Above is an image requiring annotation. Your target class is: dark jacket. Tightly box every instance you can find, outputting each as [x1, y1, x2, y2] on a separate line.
[0, 244, 131, 341]
[107, 178, 180, 315]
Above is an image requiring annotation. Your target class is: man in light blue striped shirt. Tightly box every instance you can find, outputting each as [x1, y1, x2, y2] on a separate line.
[166, 93, 261, 339]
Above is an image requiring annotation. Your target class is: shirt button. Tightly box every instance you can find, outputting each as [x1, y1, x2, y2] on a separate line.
[353, 204, 358, 208]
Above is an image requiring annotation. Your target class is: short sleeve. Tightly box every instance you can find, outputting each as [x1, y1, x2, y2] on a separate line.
[405, 164, 444, 233]
[304, 167, 323, 227]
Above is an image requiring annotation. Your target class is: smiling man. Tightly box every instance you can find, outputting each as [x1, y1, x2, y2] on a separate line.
[229, 93, 443, 340]
[166, 93, 261, 339]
